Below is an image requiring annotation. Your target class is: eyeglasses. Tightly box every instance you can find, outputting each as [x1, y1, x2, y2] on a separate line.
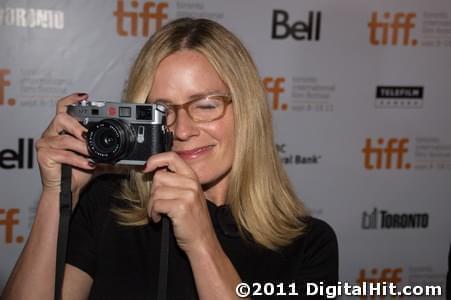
[163, 94, 232, 126]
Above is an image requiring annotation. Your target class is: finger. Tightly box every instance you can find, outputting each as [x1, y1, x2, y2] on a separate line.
[37, 148, 95, 170]
[151, 185, 196, 202]
[37, 134, 89, 157]
[151, 169, 198, 190]
[43, 112, 87, 140]
[56, 93, 89, 114]
[143, 151, 196, 179]
[149, 198, 178, 223]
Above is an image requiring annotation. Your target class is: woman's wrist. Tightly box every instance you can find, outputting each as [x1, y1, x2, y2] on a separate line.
[186, 232, 223, 262]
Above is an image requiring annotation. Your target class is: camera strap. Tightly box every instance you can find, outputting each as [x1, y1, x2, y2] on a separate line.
[157, 131, 173, 300]
[55, 163, 72, 300]
[157, 217, 170, 300]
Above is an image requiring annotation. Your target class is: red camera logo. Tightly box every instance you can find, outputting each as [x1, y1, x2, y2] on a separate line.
[0, 69, 16, 106]
[0, 208, 24, 244]
[113, 0, 168, 37]
[362, 138, 411, 170]
[263, 77, 288, 111]
[368, 12, 417, 46]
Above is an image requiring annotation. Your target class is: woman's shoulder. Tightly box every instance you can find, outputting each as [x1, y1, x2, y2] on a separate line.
[302, 216, 337, 241]
[287, 216, 338, 262]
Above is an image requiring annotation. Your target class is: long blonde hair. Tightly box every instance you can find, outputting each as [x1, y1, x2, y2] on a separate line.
[114, 18, 308, 250]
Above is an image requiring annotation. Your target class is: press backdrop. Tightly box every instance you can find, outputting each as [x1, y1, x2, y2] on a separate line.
[1, 0, 450, 298]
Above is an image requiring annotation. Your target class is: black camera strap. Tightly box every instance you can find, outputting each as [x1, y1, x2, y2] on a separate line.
[156, 131, 173, 300]
[157, 217, 170, 300]
[55, 163, 72, 300]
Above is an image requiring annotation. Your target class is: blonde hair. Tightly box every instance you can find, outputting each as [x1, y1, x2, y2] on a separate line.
[114, 18, 308, 250]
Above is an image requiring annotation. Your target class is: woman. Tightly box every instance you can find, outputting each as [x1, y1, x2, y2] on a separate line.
[3, 18, 338, 299]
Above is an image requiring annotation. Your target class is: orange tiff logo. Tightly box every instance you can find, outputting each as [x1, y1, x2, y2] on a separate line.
[0, 69, 16, 106]
[368, 12, 417, 46]
[362, 138, 411, 170]
[357, 267, 403, 299]
[0, 208, 24, 244]
[262, 77, 288, 111]
[113, 0, 168, 37]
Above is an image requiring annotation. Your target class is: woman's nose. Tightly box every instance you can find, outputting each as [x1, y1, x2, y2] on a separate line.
[172, 108, 200, 141]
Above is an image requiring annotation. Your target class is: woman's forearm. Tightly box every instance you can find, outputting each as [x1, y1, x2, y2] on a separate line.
[188, 238, 247, 300]
[2, 190, 62, 299]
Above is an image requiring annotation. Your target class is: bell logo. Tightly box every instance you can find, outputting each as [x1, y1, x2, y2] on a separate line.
[368, 12, 417, 46]
[362, 138, 411, 170]
[0, 138, 34, 169]
[357, 267, 403, 299]
[0, 69, 16, 106]
[263, 77, 288, 111]
[113, 0, 168, 37]
[271, 10, 321, 41]
[0, 208, 24, 244]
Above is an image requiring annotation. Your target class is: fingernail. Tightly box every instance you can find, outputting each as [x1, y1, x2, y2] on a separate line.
[88, 161, 96, 167]
[77, 93, 87, 97]
[82, 131, 87, 139]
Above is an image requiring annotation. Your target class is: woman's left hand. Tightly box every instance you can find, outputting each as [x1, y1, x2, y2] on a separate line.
[143, 151, 218, 255]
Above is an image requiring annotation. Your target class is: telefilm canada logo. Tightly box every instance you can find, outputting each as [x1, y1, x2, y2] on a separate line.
[271, 10, 321, 41]
[113, 0, 168, 37]
[361, 208, 429, 229]
[375, 86, 424, 109]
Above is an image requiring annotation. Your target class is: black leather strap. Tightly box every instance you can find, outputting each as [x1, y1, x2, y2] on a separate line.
[156, 132, 173, 300]
[157, 217, 170, 300]
[55, 164, 72, 300]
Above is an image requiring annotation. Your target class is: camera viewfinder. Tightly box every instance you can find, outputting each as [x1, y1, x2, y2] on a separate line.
[119, 107, 132, 118]
[137, 106, 153, 120]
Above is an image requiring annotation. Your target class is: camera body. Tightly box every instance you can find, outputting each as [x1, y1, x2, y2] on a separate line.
[67, 100, 172, 165]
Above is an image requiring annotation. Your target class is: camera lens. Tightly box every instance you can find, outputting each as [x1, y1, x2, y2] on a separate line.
[86, 119, 135, 163]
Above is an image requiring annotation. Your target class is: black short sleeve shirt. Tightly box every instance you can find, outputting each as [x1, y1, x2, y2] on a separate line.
[67, 175, 338, 299]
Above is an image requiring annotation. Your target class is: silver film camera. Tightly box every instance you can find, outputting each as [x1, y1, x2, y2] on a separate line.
[67, 101, 172, 165]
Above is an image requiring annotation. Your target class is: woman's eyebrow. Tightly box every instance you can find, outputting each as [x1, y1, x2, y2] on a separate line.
[187, 90, 229, 100]
[146, 97, 172, 104]
[147, 89, 229, 103]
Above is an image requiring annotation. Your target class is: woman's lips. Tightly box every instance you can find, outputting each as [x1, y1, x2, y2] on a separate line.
[175, 145, 214, 160]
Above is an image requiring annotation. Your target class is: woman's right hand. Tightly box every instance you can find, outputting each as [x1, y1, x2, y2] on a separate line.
[36, 93, 96, 202]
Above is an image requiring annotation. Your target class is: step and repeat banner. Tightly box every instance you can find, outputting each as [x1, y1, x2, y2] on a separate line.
[1, 0, 450, 298]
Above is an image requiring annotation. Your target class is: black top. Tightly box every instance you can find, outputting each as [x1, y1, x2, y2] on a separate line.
[67, 175, 338, 299]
